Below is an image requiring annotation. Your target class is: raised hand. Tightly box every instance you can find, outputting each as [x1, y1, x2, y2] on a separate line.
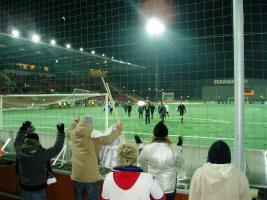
[20, 121, 32, 131]
[177, 136, 183, 146]
[57, 123, 65, 133]
[134, 135, 142, 144]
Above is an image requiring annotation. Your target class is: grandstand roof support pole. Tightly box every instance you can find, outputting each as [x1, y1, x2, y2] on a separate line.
[0, 95, 2, 129]
[233, 0, 245, 171]
[105, 93, 109, 131]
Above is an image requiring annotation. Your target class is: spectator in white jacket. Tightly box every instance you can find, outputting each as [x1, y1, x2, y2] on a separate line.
[138, 121, 184, 200]
[189, 140, 251, 200]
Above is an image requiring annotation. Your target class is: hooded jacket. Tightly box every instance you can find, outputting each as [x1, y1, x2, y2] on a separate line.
[67, 120, 121, 182]
[101, 166, 165, 200]
[138, 142, 184, 193]
[189, 163, 251, 200]
[14, 129, 65, 190]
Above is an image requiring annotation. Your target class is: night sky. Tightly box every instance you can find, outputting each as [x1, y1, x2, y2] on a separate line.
[0, 0, 266, 97]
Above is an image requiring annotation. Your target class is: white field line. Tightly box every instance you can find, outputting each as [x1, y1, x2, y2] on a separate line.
[124, 131, 234, 141]
[0, 125, 237, 141]
[247, 122, 267, 125]
[3, 120, 267, 129]
[167, 117, 231, 124]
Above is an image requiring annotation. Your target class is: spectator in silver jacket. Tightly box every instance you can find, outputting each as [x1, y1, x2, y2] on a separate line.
[138, 121, 184, 200]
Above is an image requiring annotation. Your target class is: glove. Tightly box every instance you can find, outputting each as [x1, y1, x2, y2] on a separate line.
[177, 136, 183, 146]
[134, 135, 142, 144]
[57, 123, 64, 133]
[20, 121, 32, 131]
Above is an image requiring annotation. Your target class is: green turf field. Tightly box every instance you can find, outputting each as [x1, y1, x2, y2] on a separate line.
[2, 103, 267, 149]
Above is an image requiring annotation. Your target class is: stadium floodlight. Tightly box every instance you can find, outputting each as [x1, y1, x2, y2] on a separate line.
[91, 50, 95, 55]
[79, 48, 83, 51]
[66, 44, 71, 48]
[102, 54, 105, 56]
[31, 34, 40, 43]
[11, 30, 20, 38]
[146, 17, 165, 36]
[50, 39, 56, 45]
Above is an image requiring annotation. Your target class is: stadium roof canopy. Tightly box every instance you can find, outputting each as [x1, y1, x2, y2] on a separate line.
[0, 33, 145, 77]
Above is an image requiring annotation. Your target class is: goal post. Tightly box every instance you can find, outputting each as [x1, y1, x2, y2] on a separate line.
[162, 92, 175, 102]
[0, 92, 109, 134]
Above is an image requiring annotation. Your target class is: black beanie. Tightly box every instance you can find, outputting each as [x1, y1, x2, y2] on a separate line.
[208, 140, 231, 164]
[24, 133, 39, 141]
[153, 121, 168, 138]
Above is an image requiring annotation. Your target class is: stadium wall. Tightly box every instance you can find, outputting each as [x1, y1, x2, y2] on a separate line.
[201, 78, 267, 101]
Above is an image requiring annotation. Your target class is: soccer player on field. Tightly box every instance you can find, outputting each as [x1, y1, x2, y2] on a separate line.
[177, 102, 186, 123]
[144, 102, 151, 125]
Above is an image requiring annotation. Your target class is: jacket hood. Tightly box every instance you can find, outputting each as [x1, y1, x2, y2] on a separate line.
[112, 166, 143, 190]
[202, 163, 233, 185]
[75, 121, 93, 136]
[113, 171, 141, 190]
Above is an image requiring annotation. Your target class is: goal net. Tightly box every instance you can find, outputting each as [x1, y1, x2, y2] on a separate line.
[0, 90, 109, 134]
[162, 92, 175, 102]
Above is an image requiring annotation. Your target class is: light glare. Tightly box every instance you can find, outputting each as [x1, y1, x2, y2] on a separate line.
[91, 50, 95, 55]
[66, 44, 71, 48]
[11, 30, 19, 38]
[146, 18, 165, 35]
[50, 39, 56, 45]
[31, 34, 40, 43]
[137, 101, 145, 106]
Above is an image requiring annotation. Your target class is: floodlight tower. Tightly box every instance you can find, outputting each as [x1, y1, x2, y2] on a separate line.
[146, 17, 165, 101]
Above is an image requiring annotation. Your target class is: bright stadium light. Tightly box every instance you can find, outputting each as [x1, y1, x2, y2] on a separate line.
[146, 17, 165, 36]
[102, 54, 105, 56]
[11, 30, 20, 38]
[145, 17, 165, 100]
[79, 47, 83, 51]
[31, 34, 40, 43]
[91, 50, 95, 55]
[66, 44, 71, 48]
[50, 39, 56, 45]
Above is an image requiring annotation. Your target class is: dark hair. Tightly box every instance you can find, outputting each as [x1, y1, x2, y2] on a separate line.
[153, 121, 168, 138]
[207, 140, 231, 164]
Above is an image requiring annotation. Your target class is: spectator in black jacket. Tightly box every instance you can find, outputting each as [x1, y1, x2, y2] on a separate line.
[14, 121, 65, 200]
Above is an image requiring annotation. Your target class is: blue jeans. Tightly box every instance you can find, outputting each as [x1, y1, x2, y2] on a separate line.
[166, 192, 176, 200]
[20, 190, 46, 200]
[73, 181, 100, 200]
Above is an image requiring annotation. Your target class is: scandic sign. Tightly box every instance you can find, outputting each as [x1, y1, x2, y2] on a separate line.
[214, 79, 248, 85]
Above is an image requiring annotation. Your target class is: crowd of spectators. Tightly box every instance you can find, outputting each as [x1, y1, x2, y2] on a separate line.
[13, 118, 252, 200]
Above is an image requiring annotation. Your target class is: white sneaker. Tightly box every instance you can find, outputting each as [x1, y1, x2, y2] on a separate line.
[47, 177, 57, 185]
